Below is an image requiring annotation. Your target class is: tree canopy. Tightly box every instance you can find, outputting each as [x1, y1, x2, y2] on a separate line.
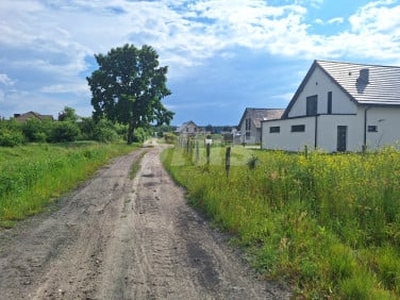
[87, 44, 174, 144]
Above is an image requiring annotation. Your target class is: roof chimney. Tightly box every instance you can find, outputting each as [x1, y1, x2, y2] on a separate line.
[357, 68, 369, 84]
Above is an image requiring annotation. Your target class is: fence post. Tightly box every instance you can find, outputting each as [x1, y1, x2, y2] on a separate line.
[225, 146, 231, 176]
[196, 141, 199, 163]
[206, 143, 211, 165]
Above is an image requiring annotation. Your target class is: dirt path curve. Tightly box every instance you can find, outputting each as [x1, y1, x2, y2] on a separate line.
[0, 141, 290, 299]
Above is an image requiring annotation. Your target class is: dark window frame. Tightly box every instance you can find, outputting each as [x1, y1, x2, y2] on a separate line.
[269, 126, 280, 133]
[306, 95, 318, 116]
[291, 124, 305, 132]
[368, 125, 378, 132]
[245, 119, 251, 131]
[327, 91, 332, 114]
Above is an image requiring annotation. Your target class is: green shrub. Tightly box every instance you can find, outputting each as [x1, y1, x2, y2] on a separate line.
[48, 121, 80, 142]
[0, 128, 25, 147]
[163, 132, 176, 144]
[21, 118, 51, 142]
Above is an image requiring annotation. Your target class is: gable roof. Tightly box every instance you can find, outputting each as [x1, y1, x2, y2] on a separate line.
[14, 111, 54, 122]
[282, 60, 400, 118]
[239, 108, 284, 128]
[175, 120, 198, 133]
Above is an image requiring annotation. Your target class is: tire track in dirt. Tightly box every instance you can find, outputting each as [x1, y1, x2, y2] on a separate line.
[0, 143, 290, 299]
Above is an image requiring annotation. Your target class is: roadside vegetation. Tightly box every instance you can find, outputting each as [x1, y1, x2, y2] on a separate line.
[162, 141, 400, 299]
[0, 142, 137, 228]
[0, 105, 175, 228]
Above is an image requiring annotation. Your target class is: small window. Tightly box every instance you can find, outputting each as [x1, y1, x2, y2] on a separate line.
[368, 125, 378, 132]
[327, 91, 332, 114]
[269, 126, 280, 133]
[306, 95, 318, 116]
[245, 119, 251, 130]
[291, 125, 305, 132]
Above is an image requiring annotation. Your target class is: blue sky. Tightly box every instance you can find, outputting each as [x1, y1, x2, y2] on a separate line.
[1, 0, 400, 126]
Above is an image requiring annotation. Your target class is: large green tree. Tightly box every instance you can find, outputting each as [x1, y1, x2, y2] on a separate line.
[87, 44, 174, 144]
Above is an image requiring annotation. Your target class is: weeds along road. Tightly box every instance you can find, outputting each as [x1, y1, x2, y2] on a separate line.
[0, 142, 290, 300]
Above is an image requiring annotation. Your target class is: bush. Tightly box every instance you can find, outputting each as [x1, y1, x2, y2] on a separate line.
[164, 133, 177, 144]
[133, 127, 151, 143]
[21, 118, 50, 142]
[48, 122, 80, 142]
[0, 129, 25, 147]
[79, 118, 121, 142]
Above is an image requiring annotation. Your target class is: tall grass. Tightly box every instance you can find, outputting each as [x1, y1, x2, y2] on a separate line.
[162, 145, 400, 299]
[0, 142, 136, 227]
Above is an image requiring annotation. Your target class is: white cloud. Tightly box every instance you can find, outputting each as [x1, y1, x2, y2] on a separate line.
[1, 0, 400, 120]
[0, 74, 14, 86]
[350, 0, 400, 34]
[327, 17, 344, 25]
[314, 18, 324, 25]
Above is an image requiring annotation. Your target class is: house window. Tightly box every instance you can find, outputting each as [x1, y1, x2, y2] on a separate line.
[291, 125, 305, 132]
[269, 126, 280, 133]
[327, 91, 332, 114]
[368, 125, 378, 132]
[306, 95, 318, 116]
[245, 132, 250, 139]
[245, 119, 251, 130]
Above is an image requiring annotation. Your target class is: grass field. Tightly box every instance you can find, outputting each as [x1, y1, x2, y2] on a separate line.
[0, 141, 137, 228]
[162, 143, 400, 299]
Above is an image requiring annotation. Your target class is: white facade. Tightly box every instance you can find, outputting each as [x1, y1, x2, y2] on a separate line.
[238, 108, 284, 145]
[262, 60, 400, 152]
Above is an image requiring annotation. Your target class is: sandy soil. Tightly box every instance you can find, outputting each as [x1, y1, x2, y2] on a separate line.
[0, 141, 291, 299]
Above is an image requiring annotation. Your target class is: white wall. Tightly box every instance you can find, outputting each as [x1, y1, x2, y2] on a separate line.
[364, 106, 400, 149]
[288, 66, 357, 117]
[263, 107, 400, 152]
[317, 114, 363, 152]
[262, 117, 316, 152]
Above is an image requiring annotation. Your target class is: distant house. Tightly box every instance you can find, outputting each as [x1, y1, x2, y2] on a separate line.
[13, 111, 54, 123]
[175, 120, 202, 136]
[238, 108, 284, 145]
[262, 60, 400, 152]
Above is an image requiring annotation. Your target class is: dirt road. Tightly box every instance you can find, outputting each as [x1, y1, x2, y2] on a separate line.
[0, 142, 290, 299]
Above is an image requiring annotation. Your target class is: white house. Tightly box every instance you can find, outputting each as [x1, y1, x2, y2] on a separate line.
[262, 60, 400, 152]
[238, 108, 284, 145]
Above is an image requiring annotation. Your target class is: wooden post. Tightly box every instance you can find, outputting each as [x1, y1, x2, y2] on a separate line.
[196, 141, 199, 163]
[186, 138, 190, 153]
[206, 143, 211, 165]
[225, 146, 231, 176]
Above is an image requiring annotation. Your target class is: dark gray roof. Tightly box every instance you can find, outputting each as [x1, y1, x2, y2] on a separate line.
[239, 108, 285, 128]
[317, 60, 400, 106]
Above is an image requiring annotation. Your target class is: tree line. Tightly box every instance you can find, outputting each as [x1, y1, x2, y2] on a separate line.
[0, 43, 174, 147]
[0, 106, 174, 147]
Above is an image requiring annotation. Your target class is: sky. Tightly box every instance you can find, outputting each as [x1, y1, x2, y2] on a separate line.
[1, 0, 400, 126]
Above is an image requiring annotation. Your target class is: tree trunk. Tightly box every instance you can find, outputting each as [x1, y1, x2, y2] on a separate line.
[127, 122, 134, 145]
